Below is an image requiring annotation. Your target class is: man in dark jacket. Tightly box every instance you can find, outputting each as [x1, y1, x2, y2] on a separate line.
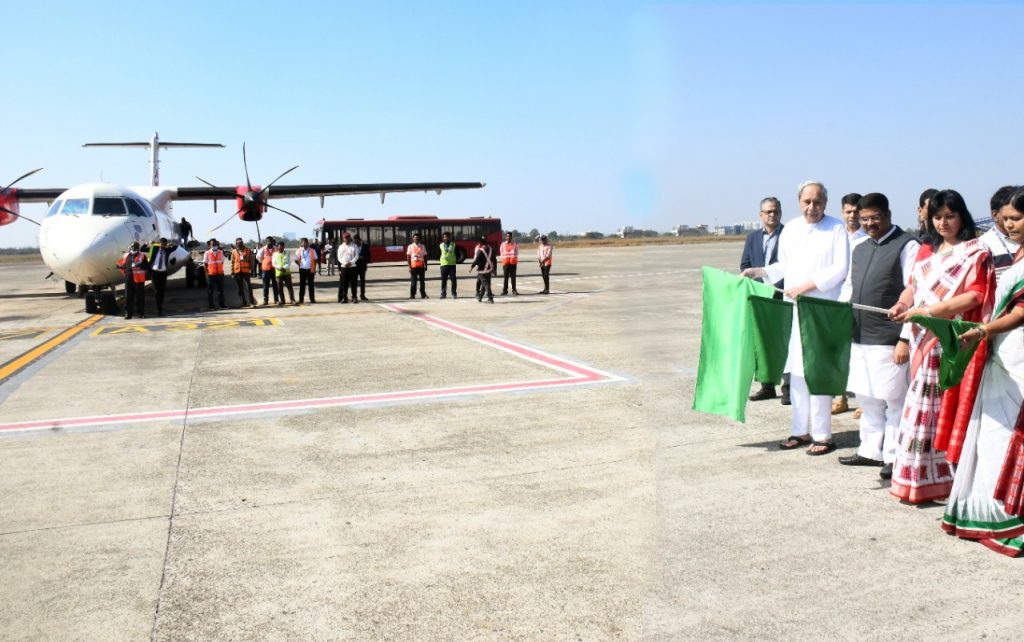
[741, 197, 787, 402]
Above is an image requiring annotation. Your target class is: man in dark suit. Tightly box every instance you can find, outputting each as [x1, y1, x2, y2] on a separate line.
[741, 197, 788, 403]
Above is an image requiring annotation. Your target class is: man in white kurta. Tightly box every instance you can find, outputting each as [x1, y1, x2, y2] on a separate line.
[745, 181, 849, 454]
[837, 194, 919, 473]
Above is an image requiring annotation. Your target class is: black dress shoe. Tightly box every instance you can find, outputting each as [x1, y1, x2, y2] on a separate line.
[879, 463, 893, 479]
[780, 394, 791, 406]
[838, 454, 884, 467]
[749, 385, 778, 401]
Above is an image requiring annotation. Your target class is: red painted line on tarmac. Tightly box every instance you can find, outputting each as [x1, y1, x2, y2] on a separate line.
[0, 304, 622, 434]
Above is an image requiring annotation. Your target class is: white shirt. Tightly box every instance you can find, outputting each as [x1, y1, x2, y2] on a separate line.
[151, 248, 168, 272]
[336, 242, 358, 267]
[979, 227, 1020, 283]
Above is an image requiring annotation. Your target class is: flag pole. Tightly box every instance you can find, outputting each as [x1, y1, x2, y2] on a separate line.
[769, 286, 891, 315]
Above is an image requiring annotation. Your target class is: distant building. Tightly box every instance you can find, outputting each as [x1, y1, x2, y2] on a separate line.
[617, 226, 639, 238]
[672, 224, 708, 237]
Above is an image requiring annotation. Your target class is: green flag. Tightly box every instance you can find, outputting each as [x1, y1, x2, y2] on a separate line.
[693, 267, 775, 422]
[797, 296, 853, 395]
[908, 315, 980, 389]
[749, 296, 793, 385]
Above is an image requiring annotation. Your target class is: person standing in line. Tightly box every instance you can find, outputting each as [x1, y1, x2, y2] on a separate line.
[836, 193, 920, 476]
[537, 235, 553, 294]
[439, 231, 459, 299]
[889, 189, 994, 503]
[833, 192, 866, 416]
[912, 188, 939, 241]
[470, 236, 495, 303]
[336, 232, 359, 303]
[979, 185, 1021, 283]
[204, 238, 227, 311]
[256, 237, 279, 305]
[354, 233, 370, 301]
[294, 237, 318, 304]
[147, 237, 170, 316]
[500, 231, 519, 295]
[272, 241, 296, 305]
[322, 239, 335, 277]
[407, 232, 429, 299]
[741, 197, 786, 403]
[230, 237, 255, 307]
[742, 181, 850, 456]
[119, 241, 149, 319]
[943, 191, 1024, 556]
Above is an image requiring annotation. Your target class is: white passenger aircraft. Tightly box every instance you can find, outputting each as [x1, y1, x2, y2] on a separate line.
[0, 133, 485, 313]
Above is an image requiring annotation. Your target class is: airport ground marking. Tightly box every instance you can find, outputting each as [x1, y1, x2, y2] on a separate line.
[0, 305, 625, 434]
[0, 328, 54, 342]
[92, 317, 280, 336]
[0, 315, 104, 383]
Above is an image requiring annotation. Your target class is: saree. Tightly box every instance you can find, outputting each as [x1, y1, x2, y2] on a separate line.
[891, 240, 994, 503]
[942, 260, 1024, 556]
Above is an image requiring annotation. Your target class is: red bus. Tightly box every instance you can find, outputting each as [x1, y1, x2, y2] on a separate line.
[320, 215, 503, 263]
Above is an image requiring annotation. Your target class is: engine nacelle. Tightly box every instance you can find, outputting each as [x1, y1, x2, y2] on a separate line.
[0, 188, 19, 226]
[235, 185, 266, 222]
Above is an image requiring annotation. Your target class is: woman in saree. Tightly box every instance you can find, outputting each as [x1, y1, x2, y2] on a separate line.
[943, 190, 1024, 556]
[889, 190, 995, 503]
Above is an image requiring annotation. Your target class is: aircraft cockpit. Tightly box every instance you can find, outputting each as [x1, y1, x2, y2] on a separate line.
[46, 195, 154, 218]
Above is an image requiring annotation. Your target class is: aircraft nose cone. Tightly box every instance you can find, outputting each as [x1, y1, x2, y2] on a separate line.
[40, 218, 128, 286]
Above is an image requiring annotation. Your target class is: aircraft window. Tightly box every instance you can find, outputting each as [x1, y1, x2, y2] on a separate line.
[61, 199, 90, 215]
[93, 197, 127, 216]
[46, 200, 64, 217]
[125, 198, 151, 217]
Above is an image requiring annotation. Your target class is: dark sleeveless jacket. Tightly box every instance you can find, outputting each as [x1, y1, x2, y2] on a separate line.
[850, 226, 915, 346]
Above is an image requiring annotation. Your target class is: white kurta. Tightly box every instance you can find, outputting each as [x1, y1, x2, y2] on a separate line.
[764, 214, 850, 376]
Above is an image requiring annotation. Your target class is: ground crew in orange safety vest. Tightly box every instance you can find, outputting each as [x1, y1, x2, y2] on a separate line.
[203, 238, 227, 310]
[256, 237, 279, 305]
[406, 232, 428, 299]
[231, 237, 256, 308]
[537, 235, 553, 295]
[499, 231, 519, 296]
[118, 241, 150, 319]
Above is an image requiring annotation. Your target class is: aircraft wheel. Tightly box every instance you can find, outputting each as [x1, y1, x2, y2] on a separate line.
[185, 262, 196, 288]
[85, 294, 99, 314]
[100, 292, 119, 315]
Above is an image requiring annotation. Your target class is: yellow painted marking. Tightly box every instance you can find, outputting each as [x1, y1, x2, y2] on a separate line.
[0, 315, 104, 381]
[92, 317, 280, 336]
[0, 328, 53, 341]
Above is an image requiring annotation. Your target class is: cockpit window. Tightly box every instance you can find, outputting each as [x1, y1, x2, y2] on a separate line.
[125, 198, 151, 217]
[46, 200, 64, 217]
[93, 197, 127, 216]
[60, 199, 90, 215]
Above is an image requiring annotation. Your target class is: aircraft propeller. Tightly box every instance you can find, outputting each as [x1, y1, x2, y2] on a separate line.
[197, 143, 306, 234]
[0, 168, 44, 225]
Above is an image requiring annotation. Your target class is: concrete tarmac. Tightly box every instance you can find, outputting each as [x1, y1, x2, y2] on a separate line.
[0, 245, 1020, 641]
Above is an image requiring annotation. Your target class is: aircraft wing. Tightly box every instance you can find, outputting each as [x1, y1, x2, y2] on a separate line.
[174, 182, 486, 201]
[8, 188, 66, 203]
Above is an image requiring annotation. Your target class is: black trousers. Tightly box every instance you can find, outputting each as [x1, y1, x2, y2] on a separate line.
[540, 264, 551, 292]
[207, 274, 225, 308]
[262, 271, 278, 304]
[356, 263, 367, 297]
[502, 263, 517, 293]
[125, 280, 145, 317]
[409, 267, 426, 298]
[151, 271, 167, 314]
[440, 265, 457, 296]
[476, 273, 493, 300]
[338, 267, 357, 301]
[298, 268, 316, 303]
[234, 274, 254, 306]
[276, 273, 295, 303]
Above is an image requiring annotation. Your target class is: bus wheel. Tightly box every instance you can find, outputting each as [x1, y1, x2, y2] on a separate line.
[455, 247, 466, 264]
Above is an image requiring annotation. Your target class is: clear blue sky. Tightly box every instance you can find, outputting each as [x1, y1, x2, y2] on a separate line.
[4, 1, 1023, 247]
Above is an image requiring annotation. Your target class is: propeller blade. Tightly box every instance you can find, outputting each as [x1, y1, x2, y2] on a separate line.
[260, 165, 299, 193]
[265, 202, 306, 224]
[194, 176, 241, 199]
[0, 205, 40, 225]
[242, 142, 252, 191]
[1, 167, 44, 195]
[208, 208, 245, 234]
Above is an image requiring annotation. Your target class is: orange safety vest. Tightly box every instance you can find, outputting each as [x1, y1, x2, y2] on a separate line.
[231, 247, 252, 274]
[119, 252, 148, 283]
[259, 247, 275, 271]
[500, 241, 519, 266]
[205, 249, 225, 276]
[407, 243, 426, 268]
